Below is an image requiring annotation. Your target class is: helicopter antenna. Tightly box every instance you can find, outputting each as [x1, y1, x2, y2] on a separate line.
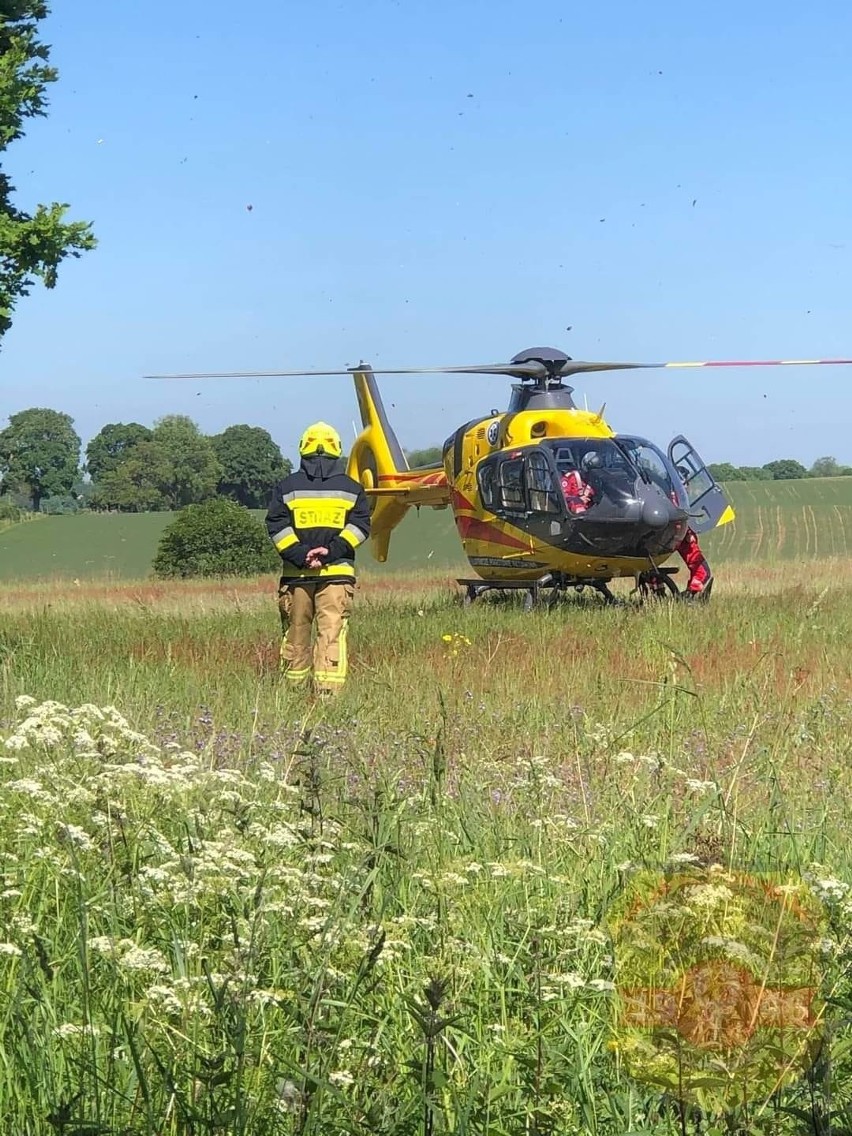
[593, 402, 607, 424]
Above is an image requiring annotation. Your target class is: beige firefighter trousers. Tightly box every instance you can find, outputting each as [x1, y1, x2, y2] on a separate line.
[278, 580, 355, 691]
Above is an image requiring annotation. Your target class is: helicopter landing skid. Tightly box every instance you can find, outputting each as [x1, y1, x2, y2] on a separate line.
[458, 573, 621, 611]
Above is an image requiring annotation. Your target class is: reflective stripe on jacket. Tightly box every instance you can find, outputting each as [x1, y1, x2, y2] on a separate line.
[265, 457, 371, 583]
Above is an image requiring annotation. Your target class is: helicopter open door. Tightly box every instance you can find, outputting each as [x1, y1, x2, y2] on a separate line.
[667, 436, 735, 534]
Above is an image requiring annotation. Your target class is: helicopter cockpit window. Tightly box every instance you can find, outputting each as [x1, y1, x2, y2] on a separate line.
[551, 441, 632, 476]
[526, 452, 561, 514]
[620, 441, 675, 497]
[497, 458, 525, 511]
[478, 462, 496, 510]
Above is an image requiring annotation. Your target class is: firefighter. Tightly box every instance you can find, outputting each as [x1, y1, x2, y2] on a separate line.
[265, 422, 371, 695]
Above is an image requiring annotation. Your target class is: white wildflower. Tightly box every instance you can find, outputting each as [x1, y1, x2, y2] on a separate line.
[14, 695, 37, 710]
[669, 852, 702, 865]
[701, 936, 759, 967]
[685, 779, 717, 795]
[641, 814, 659, 828]
[684, 883, 734, 908]
[54, 1023, 100, 1039]
[119, 945, 170, 974]
[807, 875, 849, 904]
[329, 1070, 355, 1087]
[88, 936, 120, 955]
[60, 824, 94, 852]
[7, 779, 53, 801]
[586, 979, 615, 992]
[0, 942, 22, 956]
[4, 734, 28, 751]
[551, 972, 585, 989]
[145, 985, 183, 1015]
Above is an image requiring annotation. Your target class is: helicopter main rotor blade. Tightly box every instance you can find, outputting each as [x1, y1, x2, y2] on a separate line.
[147, 357, 852, 381]
[145, 362, 548, 380]
[558, 357, 852, 377]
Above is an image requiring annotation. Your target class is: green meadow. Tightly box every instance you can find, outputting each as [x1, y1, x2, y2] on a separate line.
[1, 481, 852, 1133]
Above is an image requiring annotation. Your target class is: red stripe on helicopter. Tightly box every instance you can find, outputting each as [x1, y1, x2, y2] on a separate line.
[451, 488, 475, 513]
[455, 515, 529, 550]
[377, 472, 448, 486]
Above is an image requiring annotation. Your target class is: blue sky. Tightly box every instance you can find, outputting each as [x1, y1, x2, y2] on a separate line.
[3, 0, 851, 466]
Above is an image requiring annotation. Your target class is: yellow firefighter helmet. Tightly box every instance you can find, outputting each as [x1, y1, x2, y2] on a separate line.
[298, 421, 343, 458]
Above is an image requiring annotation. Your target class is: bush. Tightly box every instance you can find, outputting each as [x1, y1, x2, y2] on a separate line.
[152, 498, 280, 579]
[0, 499, 21, 523]
[40, 494, 80, 515]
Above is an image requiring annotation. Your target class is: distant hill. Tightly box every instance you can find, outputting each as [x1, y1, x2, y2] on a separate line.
[0, 477, 849, 583]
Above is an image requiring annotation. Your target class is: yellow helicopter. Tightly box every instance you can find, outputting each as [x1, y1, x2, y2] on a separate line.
[154, 346, 852, 606]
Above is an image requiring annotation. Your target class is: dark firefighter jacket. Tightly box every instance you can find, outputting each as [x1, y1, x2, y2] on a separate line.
[265, 455, 372, 583]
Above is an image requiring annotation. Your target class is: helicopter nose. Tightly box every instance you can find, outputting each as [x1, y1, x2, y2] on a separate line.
[642, 499, 671, 528]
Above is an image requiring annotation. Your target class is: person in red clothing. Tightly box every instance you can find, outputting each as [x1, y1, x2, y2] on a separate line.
[673, 466, 713, 599]
[560, 467, 595, 513]
[676, 528, 712, 598]
[561, 451, 602, 514]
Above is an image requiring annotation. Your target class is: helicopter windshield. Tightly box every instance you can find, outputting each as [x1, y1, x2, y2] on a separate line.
[544, 439, 638, 511]
[549, 440, 634, 478]
[477, 439, 653, 518]
[615, 436, 684, 506]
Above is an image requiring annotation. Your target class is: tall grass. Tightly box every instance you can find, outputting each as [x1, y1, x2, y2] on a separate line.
[0, 564, 851, 1133]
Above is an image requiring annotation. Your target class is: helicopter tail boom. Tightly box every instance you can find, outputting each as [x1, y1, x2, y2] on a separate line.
[347, 365, 449, 562]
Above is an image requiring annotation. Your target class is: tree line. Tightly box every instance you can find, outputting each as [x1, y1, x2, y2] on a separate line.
[707, 457, 852, 482]
[0, 408, 292, 514]
[1, 409, 849, 518]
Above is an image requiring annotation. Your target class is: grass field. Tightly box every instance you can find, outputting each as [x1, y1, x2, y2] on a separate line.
[1, 559, 852, 1133]
[0, 477, 850, 584]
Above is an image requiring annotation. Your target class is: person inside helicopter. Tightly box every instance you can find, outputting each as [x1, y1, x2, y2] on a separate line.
[560, 451, 598, 513]
[553, 442, 634, 512]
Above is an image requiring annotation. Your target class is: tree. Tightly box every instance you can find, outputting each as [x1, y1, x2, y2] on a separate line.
[810, 456, 842, 478]
[89, 416, 221, 512]
[405, 446, 443, 468]
[0, 3, 96, 340]
[763, 459, 808, 481]
[86, 422, 152, 480]
[707, 462, 742, 482]
[152, 498, 280, 578]
[0, 407, 80, 509]
[737, 465, 773, 481]
[150, 415, 222, 508]
[89, 450, 169, 512]
[211, 424, 291, 508]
